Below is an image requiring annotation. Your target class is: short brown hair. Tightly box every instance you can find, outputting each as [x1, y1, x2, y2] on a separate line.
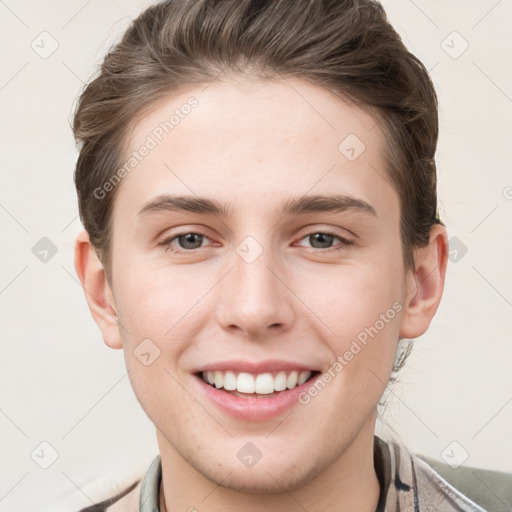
[73, 0, 440, 278]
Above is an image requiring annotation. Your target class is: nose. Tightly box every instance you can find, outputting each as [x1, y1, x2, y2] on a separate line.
[215, 243, 295, 339]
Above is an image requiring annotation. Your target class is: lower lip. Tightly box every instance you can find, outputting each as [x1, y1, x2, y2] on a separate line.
[193, 373, 320, 421]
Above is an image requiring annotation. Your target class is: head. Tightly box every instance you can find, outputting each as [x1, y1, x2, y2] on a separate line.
[74, 0, 447, 494]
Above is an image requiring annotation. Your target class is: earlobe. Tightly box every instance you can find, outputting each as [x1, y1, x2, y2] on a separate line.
[74, 231, 122, 349]
[399, 224, 448, 339]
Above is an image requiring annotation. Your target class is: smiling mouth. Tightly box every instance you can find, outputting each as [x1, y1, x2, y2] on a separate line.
[195, 370, 321, 398]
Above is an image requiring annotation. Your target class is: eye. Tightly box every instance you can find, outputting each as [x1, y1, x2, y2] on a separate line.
[158, 229, 354, 255]
[159, 231, 212, 254]
[296, 230, 354, 251]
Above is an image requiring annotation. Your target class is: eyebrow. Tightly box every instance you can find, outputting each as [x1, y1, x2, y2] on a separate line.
[138, 194, 377, 218]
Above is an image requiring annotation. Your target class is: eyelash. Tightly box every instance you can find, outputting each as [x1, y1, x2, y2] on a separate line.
[158, 229, 354, 255]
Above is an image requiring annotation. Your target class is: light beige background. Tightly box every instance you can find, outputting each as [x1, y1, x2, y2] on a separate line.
[0, 1, 510, 510]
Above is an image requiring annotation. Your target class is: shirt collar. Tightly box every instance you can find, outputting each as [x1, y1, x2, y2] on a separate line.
[138, 435, 402, 511]
[139, 454, 161, 511]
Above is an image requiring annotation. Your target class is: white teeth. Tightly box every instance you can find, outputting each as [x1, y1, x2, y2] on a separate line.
[237, 372, 255, 393]
[286, 370, 298, 389]
[200, 369, 314, 394]
[274, 371, 287, 392]
[255, 373, 274, 394]
[223, 370, 237, 390]
[297, 370, 311, 385]
[214, 371, 224, 389]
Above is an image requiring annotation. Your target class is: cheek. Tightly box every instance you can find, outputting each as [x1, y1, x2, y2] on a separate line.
[114, 262, 207, 340]
[304, 259, 402, 332]
[294, 254, 404, 379]
[111, 269, 197, 410]
[113, 267, 201, 423]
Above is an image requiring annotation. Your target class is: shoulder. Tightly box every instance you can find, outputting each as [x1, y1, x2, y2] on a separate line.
[416, 453, 512, 512]
[76, 479, 142, 512]
[105, 479, 142, 512]
[376, 435, 489, 511]
[411, 453, 487, 511]
[75, 455, 161, 512]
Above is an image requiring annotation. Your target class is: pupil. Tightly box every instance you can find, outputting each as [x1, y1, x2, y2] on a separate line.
[179, 233, 203, 249]
[310, 233, 333, 249]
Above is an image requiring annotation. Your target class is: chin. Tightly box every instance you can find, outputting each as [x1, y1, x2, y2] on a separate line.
[219, 468, 308, 495]
[196, 454, 324, 496]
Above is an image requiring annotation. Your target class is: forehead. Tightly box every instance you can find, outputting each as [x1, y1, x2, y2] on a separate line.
[114, 77, 397, 220]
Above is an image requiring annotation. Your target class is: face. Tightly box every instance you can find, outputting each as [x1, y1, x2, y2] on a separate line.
[105, 78, 410, 492]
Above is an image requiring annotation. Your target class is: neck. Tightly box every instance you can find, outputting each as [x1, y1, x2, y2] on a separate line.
[156, 416, 380, 512]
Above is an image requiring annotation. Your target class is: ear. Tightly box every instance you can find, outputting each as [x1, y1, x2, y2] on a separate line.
[399, 224, 448, 339]
[74, 230, 122, 349]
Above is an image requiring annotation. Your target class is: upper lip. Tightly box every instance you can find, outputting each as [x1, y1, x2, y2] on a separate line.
[193, 359, 321, 374]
